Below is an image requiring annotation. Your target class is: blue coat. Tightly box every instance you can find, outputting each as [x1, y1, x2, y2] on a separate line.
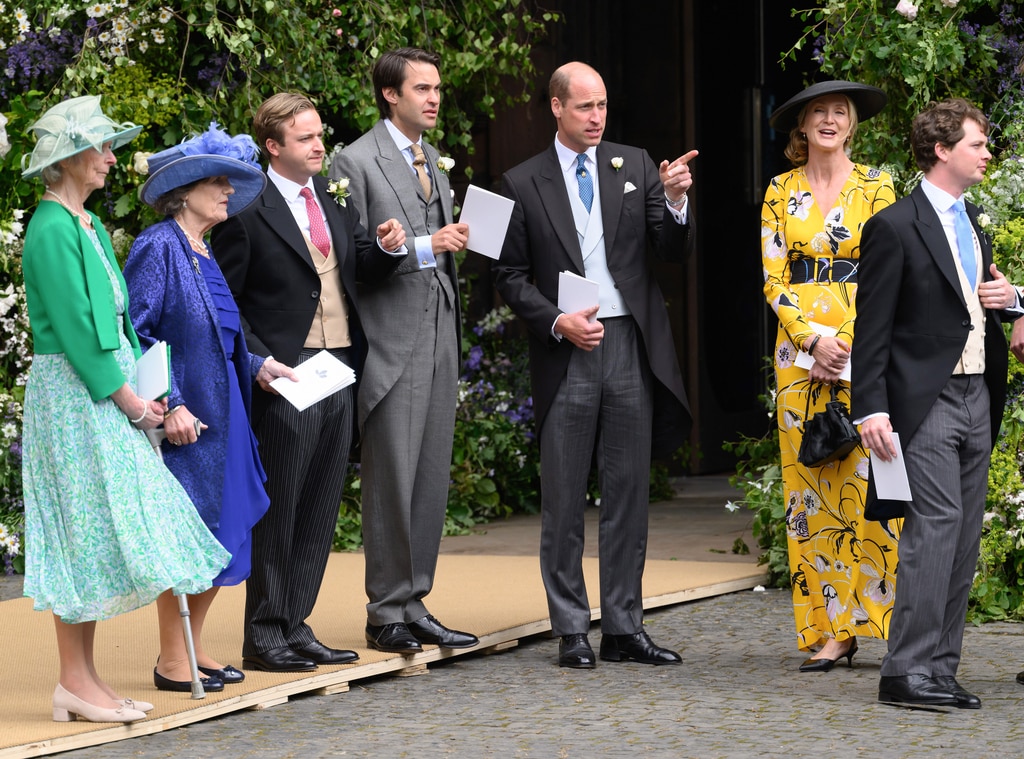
[124, 219, 264, 528]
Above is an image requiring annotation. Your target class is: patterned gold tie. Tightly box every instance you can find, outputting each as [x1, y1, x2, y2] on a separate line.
[410, 143, 432, 201]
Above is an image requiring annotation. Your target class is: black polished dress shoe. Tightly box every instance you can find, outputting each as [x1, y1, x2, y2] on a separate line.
[365, 622, 423, 654]
[153, 668, 224, 692]
[1016, 670, 1024, 685]
[407, 615, 479, 649]
[558, 633, 596, 669]
[197, 664, 245, 684]
[799, 637, 858, 672]
[878, 675, 957, 706]
[241, 646, 317, 672]
[934, 675, 982, 709]
[293, 640, 359, 665]
[599, 631, 682, 665]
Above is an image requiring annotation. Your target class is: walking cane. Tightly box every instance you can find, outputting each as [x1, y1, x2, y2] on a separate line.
[146, 427, 206, 700]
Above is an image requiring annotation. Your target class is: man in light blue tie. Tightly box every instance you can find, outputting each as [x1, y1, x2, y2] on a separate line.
[493, 61, 698, 669]
[853, 98, 1020, 708]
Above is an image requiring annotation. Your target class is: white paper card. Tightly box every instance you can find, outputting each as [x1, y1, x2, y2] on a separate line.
[270, 350, 356, 412]
[794, 322, 851, 382]
[871, 431, 913, 501]
[136, 340, 171, 401]
[557, 271, 599, 323]
[458, 184, 515, 259]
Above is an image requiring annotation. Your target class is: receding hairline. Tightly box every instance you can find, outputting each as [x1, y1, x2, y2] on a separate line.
[549, 62, 602, 103]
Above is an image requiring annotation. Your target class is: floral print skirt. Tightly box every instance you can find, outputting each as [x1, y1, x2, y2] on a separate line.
[773, 319, 901, 650]
[22, 332, 230, 624]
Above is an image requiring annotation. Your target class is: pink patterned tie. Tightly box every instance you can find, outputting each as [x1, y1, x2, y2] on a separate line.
[300, 187, 330, 258]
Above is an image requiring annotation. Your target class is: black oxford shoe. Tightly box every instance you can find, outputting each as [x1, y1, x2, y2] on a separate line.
[878, 675, 957, 707]
[365, 622, 423, 654]
[241, 646, 317, 672]
[407, 615, 479, 649]
[293, 640, 359, 665]
[599, 631, 682, 665]
[933, 675, 982, 709]
[558, 633, 596, 669]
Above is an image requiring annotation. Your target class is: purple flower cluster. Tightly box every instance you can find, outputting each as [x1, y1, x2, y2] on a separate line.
[1, 25, 83, 99]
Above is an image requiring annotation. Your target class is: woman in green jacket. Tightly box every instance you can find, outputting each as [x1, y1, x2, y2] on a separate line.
[19, 96, 230, 724]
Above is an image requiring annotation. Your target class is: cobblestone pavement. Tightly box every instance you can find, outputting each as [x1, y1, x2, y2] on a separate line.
[54, 588, 1024, 759]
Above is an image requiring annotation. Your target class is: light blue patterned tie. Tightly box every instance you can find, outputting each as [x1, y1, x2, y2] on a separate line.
[953, 199, 977, 290]
[576, 153, 593, 213]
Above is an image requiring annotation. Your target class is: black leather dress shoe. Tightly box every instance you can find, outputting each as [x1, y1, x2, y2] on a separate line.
[197, 664, 245, 684]
[241, 646, 317, 672]
[599, 631, 682, 665]
[153, 668, 224, 692]
[365, 622, 423, 654]
[934, 675, 982, 709]
[878, 675, 957, 706]
[1016, 670, 1024, 685]
[293, 640, 359, 665]
[407, 615, 479, 649]
[558, 634, 596, 669]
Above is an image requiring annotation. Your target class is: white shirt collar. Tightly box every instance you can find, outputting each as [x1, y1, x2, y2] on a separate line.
[920, 176, 963, 215]
[384, 118, 420, 154]
[554, 134, 596, 173]
[267, 164, 315, 201]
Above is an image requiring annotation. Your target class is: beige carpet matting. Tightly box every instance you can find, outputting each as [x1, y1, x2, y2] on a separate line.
[1, 553, 764, 758]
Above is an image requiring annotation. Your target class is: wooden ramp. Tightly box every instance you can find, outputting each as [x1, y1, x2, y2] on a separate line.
[0, 552, 764, 758]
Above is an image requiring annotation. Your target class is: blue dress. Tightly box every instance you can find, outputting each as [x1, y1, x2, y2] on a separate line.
[196, 252, 270, 586]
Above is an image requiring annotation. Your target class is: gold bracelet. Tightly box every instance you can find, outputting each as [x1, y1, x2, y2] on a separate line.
[164, 404, 184, 419]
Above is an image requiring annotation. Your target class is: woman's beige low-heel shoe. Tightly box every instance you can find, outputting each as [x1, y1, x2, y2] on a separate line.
[120, 698, 154, 713]
[52, 684, 147, 723]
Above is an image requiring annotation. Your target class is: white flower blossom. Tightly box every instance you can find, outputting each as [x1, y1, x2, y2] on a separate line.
[895, 0, 918, 20]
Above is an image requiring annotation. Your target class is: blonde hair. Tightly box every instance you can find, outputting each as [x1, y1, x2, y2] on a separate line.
[253, 93, 317, 151]
[783, 95, 860, 167]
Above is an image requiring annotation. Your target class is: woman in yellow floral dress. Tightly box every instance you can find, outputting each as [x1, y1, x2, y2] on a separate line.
[762, 81, 900, 671]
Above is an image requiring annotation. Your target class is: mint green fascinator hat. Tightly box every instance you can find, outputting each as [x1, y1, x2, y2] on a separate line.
[21, 95, 143, 178]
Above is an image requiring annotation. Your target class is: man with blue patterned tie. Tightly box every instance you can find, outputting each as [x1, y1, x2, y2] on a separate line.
[493, 62, 697, 669]
[853, 98, 1020, 708]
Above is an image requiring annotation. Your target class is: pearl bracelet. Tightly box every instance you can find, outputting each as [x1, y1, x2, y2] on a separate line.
[129, 403, 147, 425]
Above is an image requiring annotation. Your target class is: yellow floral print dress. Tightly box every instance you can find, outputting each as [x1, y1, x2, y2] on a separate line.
[761, 163, 901, 651]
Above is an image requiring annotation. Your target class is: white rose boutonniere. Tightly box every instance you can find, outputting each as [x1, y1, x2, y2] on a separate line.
[436, 156, 455, 175]
[611, 156, 623, 172]
[977, 212, 991, 229]
[327, 177, 351, 207]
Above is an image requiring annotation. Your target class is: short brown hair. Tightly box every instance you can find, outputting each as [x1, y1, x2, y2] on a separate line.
[253, 93, 317, 151]
[911, 98, 989, 172]
[372, 48, 441, 119]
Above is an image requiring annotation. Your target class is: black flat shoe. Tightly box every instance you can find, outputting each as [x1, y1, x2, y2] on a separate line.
[878, 674, 957, 707]
[599, 631, 681, 665]
[197, 664, 245, 684]
[934, 675, 982, 709]
[799, 637, 858, 672]
[558, 633, 596, 668]
[365, 622, 423, 654]
[292, 640, 359, 664]
[241, 646, 317, 672]
[407, 615, 479, 649]
[153, 668, 224, 693]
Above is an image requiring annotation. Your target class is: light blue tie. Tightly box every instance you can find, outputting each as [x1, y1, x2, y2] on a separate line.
[953, 199, 977, 290]
[575, 153, 593, 213]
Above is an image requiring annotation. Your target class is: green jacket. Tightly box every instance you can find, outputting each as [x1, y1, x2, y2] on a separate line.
[22, 200, 142, 401]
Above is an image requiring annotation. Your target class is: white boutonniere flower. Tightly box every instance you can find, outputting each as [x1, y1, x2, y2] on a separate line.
[977, 212, 991, 229]
[327, 177, 350, 207]
[132, 151, 153, 175]
[611, 156, 623, 172]
[436, 156, 455, 175]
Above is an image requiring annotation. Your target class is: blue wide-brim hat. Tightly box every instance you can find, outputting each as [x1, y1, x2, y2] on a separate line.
[769, 80, 887, 132]
[140, 123, 266, 217]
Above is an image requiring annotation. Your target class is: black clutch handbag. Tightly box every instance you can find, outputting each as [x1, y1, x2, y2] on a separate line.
[797, 384, 862, 468]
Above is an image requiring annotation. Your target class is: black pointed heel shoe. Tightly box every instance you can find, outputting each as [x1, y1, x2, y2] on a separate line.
[799, 637, 858, 672]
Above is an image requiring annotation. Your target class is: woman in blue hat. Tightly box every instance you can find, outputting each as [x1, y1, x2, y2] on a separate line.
[20, 96, 232, 723]
[124, 124, 297, 692]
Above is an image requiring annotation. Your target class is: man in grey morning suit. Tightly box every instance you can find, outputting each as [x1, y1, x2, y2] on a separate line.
[853, 99, 1019, 708]
[328, 48, 478, 653]
[212, 93, 406, 672]
[492, 62, 696, 668]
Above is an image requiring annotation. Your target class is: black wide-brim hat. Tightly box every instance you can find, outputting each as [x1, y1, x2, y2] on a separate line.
[769, 80, 888, 132]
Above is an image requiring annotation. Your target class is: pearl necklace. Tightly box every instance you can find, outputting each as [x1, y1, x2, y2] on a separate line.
[44, 189, 92, 227]
[174, 218, 209, 257]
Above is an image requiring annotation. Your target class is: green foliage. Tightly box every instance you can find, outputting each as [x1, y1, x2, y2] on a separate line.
[722, 386, 790, 588]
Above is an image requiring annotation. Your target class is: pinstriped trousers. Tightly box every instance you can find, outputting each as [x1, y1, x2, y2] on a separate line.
[242, 347, 354, 657]
[539, 317, 653, 637]
[881, 374, 989, 677]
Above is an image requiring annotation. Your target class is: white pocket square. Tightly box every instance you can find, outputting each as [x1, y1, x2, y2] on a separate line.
[623, 182, 637, 194]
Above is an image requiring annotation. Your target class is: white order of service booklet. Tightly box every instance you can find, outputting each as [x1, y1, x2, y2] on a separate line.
[270, 349, 356, 412]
